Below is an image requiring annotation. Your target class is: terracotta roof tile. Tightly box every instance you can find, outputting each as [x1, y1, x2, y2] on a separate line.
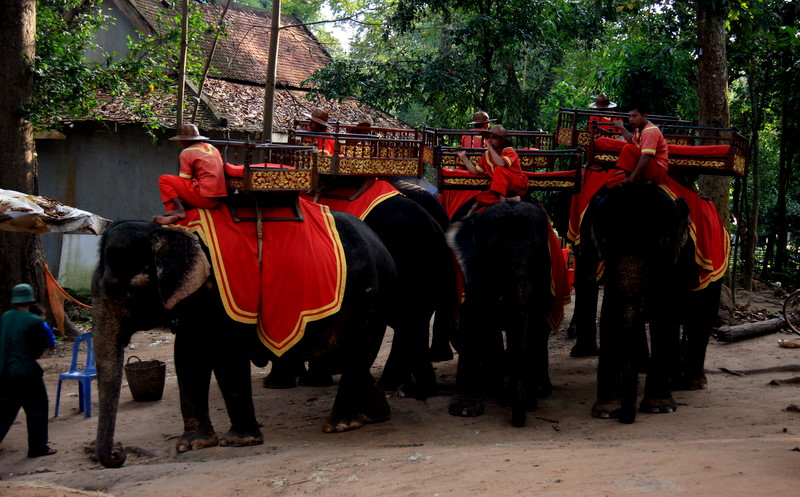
[90, 1, 407, 133]
[130, 0, 330, 87]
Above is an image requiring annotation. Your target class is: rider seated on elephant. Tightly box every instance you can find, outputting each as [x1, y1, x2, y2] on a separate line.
[460, 111, 494, 149]
[153, 123, 227, 225]
[597, 103, 668, 188]
[303, 108, 336, 156]
[587, 93, 617, 132]
[456, 125, 527, 208]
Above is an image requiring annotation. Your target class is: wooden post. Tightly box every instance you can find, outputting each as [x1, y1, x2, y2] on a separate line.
[262, 0, 281, 142]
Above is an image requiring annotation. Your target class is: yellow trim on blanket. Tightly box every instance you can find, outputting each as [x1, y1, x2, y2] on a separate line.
[258, 204, 347, 356]
[180, 210, 259, 323]
[357, 189, 402, 220]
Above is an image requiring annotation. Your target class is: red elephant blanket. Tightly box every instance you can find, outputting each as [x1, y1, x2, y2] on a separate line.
[547, 223, 573, 332]
[169, 198, 346, 356]
[567, 137, 729, 290]
[306, 179, 401, 219]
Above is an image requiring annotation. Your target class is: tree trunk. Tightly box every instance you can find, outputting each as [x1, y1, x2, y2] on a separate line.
[741, 74, 763, 291]
[0, 0, 47, 313]
[696, 1, 731, 224]
[773, 1, 798, 279]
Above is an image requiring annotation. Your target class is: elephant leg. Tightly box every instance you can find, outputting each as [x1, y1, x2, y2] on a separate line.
[263, 356, 304, 389]
[212, 343, 264, 448]
[677, 281, 720, 390]
[506, 313, 538, 428]
[640, 319, 678, 415]
[324, 367, 389, 433]
[174, 331, 219, 452]
[592, 292, 623, 420]
[571, 249, 600, 357]
[448, 301, 493, 418]
[379, 316, 437, 400]
[299, 359, 335, 387]
[429, 317, 454, 362]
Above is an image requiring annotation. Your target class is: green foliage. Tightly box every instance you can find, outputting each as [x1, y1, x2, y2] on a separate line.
[308, 0, 602, 129]
[30, 0, 225, 133]
[29, 0, 111, 130]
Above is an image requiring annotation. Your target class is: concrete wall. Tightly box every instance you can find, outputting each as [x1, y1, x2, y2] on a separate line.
[37, 123, 178, 291]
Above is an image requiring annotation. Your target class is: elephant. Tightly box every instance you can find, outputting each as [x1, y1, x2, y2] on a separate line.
[587, 184, 723, 423]
[445, 201, 557, 427]
[279, 176, 458, 398]
[92, 209, 396, 468]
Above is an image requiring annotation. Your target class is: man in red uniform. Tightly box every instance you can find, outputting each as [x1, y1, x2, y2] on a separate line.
[602, 104, 668, 186]
[456, 125, 528, 207]
[154, 124, 227, 225]
[587, 93, 617, 132]
[460, 111, 495, 148]
[304, 108, 336, 156]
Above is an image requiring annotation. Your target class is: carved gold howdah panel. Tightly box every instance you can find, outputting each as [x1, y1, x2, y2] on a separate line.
[246, 170, 314, 191]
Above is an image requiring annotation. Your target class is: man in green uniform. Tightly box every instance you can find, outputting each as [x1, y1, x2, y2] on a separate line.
[0, 283, 57, 457]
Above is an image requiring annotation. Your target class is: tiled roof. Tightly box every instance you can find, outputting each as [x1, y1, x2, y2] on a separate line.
[87, 79, 405, 135]
[96, 1, 407, 133]
[128, 0, 330, 87]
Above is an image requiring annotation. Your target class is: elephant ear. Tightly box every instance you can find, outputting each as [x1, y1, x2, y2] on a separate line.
[446, 217, 478, 284]
[148, 227, 211, 310]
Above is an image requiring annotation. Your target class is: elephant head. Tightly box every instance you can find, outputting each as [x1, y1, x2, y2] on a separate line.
[92, 221, 210, 467]
[447, 202, 554, 427]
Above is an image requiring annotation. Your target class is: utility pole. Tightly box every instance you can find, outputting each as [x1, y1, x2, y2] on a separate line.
[176, 0, 189, 126]
[262, 0, 281, 141]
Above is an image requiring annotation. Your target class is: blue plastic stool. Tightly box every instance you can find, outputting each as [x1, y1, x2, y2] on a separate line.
[54, 332, 97, 418]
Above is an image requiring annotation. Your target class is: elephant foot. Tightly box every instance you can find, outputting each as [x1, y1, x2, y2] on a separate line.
[429, 343, 454, 362]
[676, 373, 707, 391]
[219, 429, 264, 447]
[263, 372, 297, 389]
[448, 398, 485, 417]
[591, 399, 621, 419]
[323, 418, 365, 433]
[393, 376, 437, 400]
[324, 384, 391, 433]
[570, 341, 599, 357]
[566, 322, 577, 339]
[176, 431, 219, 453]
[639, 396, 677, 414]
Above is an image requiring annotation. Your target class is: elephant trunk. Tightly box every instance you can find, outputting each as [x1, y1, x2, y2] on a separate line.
[92, 299, 128, 468]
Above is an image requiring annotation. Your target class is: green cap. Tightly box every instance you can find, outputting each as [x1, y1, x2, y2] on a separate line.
[11, 283, 35, 304]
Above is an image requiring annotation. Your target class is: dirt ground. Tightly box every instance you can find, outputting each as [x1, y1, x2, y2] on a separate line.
[1, 286, 799, 497]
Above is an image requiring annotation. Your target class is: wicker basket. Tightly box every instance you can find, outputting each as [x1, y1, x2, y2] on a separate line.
[124, 355, 166, 402]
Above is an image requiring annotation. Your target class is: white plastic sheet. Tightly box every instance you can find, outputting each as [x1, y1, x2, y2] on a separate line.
[0, 188, 110, 235]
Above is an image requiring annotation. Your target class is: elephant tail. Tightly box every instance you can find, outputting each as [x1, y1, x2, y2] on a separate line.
[430, 236, 461, 361]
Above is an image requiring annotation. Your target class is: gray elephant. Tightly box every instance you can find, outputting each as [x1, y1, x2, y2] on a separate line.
[92, 210, 396, 468]
[589, 183, 723, 423]
[446, 201, 562, 427]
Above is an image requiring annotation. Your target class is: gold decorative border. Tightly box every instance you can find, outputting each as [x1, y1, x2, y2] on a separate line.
[422, 147, 435, 164]
[557, 128, 573, 146]
[528, 180, 577, 189]
[334, 158, 421, 176]
[226, 178, 245, 190]
[594, 153, 620, 162]
[248, 170, 314, 190]
[670, 158, 726, 169]
[442, 177, 491, 187]
[734, 154, 746, 175]
[317, 156, 333, 174]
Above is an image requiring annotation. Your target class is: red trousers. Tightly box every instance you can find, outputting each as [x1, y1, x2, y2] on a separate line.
[158, 175, 220, 211]
[616, 143, 667, 183]
[475, 167, 528, 206]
